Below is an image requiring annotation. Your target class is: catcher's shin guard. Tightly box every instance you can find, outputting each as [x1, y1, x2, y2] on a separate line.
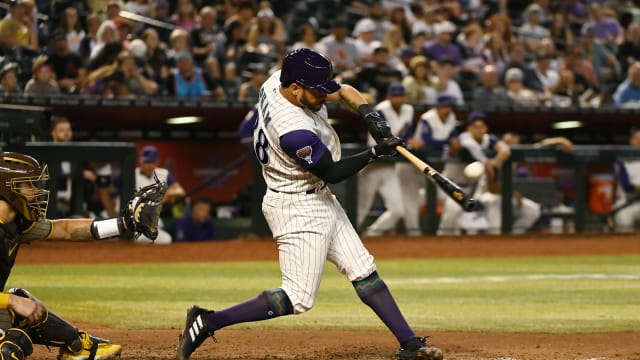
[0, 328, 33, 360]
[9, 288, 85, 352]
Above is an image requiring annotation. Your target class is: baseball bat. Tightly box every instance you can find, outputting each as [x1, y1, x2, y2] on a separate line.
[396, 146, 476, 211]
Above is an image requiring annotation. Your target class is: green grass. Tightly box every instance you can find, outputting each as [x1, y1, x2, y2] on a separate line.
[9, 255, 640, 333]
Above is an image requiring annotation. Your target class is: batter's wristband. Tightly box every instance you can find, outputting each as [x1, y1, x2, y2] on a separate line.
[357, 104, 375, 119]
[90, 218, 126, 240]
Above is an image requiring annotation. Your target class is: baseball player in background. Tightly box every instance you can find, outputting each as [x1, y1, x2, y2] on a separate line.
[177, 48, 443, 360]
[357, 82, 413, 236]
[397, 94, 460, 236]
[613, 127, 640, 232]
[0, 152, 162, 359]
[440, 112, 540, 234]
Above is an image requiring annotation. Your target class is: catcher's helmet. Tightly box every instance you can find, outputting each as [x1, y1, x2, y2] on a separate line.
[280, 48, 340, 94]
[0, 152, 49, 221]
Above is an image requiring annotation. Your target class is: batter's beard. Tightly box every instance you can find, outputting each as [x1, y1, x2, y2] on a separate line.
[300, 97, 323, 112]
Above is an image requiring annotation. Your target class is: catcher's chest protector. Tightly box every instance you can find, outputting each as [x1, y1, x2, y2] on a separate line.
[0, 221, 21, 289]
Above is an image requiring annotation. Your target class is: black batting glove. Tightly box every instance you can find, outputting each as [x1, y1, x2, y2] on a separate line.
[371, 137, 405, 158]
[358, 104, 393, 144]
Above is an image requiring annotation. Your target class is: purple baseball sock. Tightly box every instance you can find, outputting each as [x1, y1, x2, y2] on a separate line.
[204, 288, 293, 330]
[353, 271, 416, 343]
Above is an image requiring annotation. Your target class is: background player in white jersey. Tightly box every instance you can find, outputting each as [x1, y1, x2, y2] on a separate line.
[612, 127, 640, 232]
[177, 48, 443, 360]
[441, 112, 540, 235]
[397, 94, 460, 236]
[358, 83, 413, 236]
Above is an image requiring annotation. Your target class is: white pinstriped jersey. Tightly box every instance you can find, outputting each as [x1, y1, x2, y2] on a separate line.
[366, 100, 414, 147]
[254, 71, 340, 193]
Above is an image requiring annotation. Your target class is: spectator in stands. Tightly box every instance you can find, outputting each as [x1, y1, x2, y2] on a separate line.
[457, 22, 484, 93]
[501, 41, 544, 93]
[291, 22, 321, 52]
[144, 0, 175, 45]
[88, 20, 122, 70]
[0, 62, 22, 96]
[237, 61, 267, 103]
[481, 31, 509, 76]
[565, 0, 589, 36]
[582, 24, 621, 87]
[582, 2, 623, 53]
[166, 28, 190, 64]
[381, 24, 407, 74]
[171, 0, 199, 32]
[484, 13, 514, 45]
[170, 196, 215, 242]
[223, 0, 255, 40]
[433, 57, 464, 105]
[24, 55, 60, 96]
[563, 41, 601, 94]
[141, 27, 169, 87]
[190, 6, 225, 80]
[354, 0, 388, 42]
[389, 5, 411, 44]
[472, 64, 509, 107]
[56, 6, 85, 55]
[0, 0, 38, 51]
[132, 145, 186, 244]
[125, 0, 152, 17]
[532, 52, 559, 97]
[113, 50, 158, 97]
[105, 0, 123, 25]
[345, 46, 403, 102]
[426, 20, 461, 66]
[318, 17, 360, 75]
[247, 6, 286, 54]
[612, 127, 640, 233]
[353, 18, 381, 67]
[613, 61, 640, 108]
[517, 4, 550, 53]
[402, 55, 437, 105]
[617, 23, 640, 75]
[549, 11, 574, 53]
[78, 12, 101, 65]
[47, 30, 86, 94]
[165, 50, 225, 99]
[505, 67, 542, 107]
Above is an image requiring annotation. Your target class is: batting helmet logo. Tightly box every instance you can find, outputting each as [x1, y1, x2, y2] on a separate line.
[280, 48, 341, 94]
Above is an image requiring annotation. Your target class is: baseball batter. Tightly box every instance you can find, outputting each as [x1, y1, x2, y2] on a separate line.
[358, 83, 413, 236]
[0, 152, 164, 359]
[177, 48, 442, 360]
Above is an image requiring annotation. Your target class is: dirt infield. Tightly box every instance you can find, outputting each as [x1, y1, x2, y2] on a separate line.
[18, 235, 640, 360]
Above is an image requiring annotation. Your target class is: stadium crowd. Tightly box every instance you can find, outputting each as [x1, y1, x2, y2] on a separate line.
[0, 0, 640, 107]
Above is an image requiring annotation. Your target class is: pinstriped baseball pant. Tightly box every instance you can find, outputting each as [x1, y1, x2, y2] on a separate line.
[262, 187, 377, 314]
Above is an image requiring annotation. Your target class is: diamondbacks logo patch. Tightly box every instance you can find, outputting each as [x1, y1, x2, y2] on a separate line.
[296, 146, 313, 164]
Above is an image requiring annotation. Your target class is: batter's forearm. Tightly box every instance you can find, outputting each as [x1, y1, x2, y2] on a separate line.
[309, 150, 372, 184]
[332, 85, 368, 113]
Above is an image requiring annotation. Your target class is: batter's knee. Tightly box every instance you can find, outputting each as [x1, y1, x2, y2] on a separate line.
[0, 329, 33, 359]
[260, 288, 294, 317]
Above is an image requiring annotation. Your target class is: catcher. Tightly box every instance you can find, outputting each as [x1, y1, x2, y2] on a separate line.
[0, 151, 166, 359]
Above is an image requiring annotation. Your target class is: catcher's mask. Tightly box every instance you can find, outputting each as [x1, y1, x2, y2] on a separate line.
[0, 152, 50, 221]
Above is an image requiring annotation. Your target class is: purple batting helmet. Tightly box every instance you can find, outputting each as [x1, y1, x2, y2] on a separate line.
[280, 48, 341, 94]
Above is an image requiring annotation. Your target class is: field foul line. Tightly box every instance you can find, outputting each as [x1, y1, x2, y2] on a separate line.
[388, 273, 640, 284]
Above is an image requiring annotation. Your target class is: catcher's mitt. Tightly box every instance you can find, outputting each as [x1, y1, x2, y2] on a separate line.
[123, 173, 167, 241]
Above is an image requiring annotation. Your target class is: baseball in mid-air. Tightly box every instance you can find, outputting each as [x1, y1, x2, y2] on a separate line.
[464, 161, 485, 179]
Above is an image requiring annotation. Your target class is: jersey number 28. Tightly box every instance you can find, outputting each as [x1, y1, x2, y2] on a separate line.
[255, 128, 270, 165]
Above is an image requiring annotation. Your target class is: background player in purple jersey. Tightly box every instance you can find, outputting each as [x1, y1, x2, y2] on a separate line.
[177, 48, 443, 360]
